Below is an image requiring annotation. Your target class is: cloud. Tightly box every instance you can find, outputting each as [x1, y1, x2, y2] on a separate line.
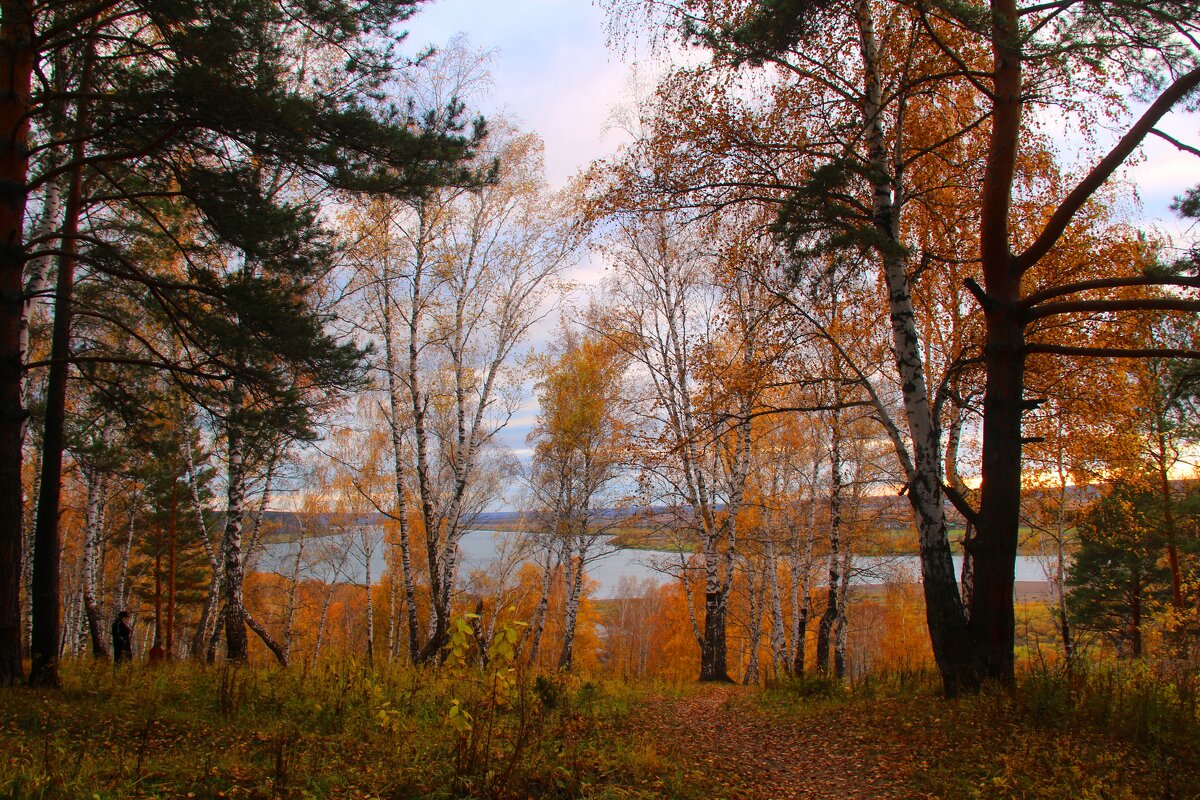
[409, 0, 637, 188]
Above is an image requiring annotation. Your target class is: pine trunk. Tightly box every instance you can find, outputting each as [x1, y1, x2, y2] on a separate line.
[969, 0, 1025, 686]
[30, 40, 94, 684]
[0, 0, 35, 686]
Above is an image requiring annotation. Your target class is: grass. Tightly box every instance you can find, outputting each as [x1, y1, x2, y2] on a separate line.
[914, 662, 1200, 800]
[2, 658, 1197, 799]
[756, 660, 1200, 799]
[0, 660, 666, 800]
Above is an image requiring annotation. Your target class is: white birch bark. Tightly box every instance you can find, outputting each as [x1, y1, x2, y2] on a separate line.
[834, 530, 853, 679]
[742, 555, 765, 685]
[283, 521, 306, 663]
[767, 539, 788, 674]
[521, 537, 558, 669]
[792, 494, 819, 675]
[853, 0, 970, 681]
[112, 495, 137, 616]
[80, 466, 108, 658]
[221, 428, 249, 661]
[19, 179, 62, 446]
[360, 524, 375, 663]
[185, 435, 224, 657]
[558, 535, 587, 670]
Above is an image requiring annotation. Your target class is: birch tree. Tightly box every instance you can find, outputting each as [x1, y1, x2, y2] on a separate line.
[599, 210, 773, 681]
[694, 0, 1200, 688]
[346, 123, 583, 663]
[527, 324, 630, 670]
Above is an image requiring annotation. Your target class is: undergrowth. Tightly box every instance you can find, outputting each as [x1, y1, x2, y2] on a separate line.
[0, 659, 659, 800]
[2, 658, 1197, 799]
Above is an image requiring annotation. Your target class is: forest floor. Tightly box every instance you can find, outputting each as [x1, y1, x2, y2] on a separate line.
[623, 673, 1200, 800]
[1, 661, 1198, 799]
[630, 684, 916, 798]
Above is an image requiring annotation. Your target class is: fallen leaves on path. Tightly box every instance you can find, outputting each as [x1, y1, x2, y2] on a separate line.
[630, 685, 922, 800]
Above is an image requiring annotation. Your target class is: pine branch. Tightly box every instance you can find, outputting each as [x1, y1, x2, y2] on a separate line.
[1025, 344, 1200, 359]
[1026, 297, 1200, 320]
[1022, 275, 1200, 308]
[1016, 65, 1200, 274]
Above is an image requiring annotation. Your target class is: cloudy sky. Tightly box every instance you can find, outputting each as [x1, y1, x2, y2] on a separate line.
[407, 0, 1198, 222]
[395, 0, 1199, 479]
[407, 0, 641, 190]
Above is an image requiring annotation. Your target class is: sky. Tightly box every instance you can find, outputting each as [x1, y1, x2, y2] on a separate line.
[391, 0, 1200, 489]
[406, 0, 641, 191]
[397, 1, 653, 469]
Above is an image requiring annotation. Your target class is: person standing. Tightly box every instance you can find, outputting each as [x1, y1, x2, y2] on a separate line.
[111, 610, 133, 662]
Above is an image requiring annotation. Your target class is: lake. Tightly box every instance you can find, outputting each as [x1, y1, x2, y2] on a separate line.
[259, 528, 1053, 599]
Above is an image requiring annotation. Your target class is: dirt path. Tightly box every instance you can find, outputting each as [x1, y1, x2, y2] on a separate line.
[631, 685, 923, 799]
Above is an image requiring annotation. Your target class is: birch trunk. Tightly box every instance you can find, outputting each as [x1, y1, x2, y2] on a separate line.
[186, 437, 222, 657]
[206, 605, 226, 664]
[18, 178, 61, 445]
[283, 523, 306, 663]
[558, 537, 586, 671]
[816, 429, 843, 674]
[313, 582, 336, 664]
[743, 557, 764, 685]
[80, 467, 109, 658]
[379, 249, 420, 661]
[111, 494, 136, 629]
[792, 498, 818, 675]
[222, 428, 249, 662]
[362, 526, 375, 664]
[854, 0, 974, 694]
[521, 538, 557, 669]
[767, 540, 787, 674]
[833, 533, 853, 679]
[245, 610, 287, 666]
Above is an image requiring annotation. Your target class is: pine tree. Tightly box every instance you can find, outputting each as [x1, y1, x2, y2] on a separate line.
[1067, 479, 1173, 657]
[3, 0, 483, 685]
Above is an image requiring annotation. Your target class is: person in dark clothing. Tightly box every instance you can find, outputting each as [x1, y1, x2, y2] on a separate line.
[111, 611, 133, 662]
